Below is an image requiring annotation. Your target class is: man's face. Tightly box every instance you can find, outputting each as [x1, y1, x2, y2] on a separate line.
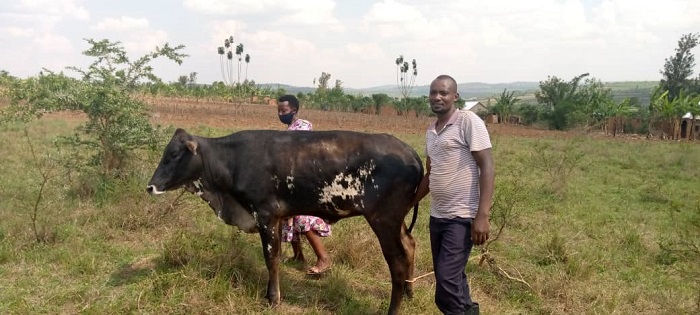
[429, 79, 459, 115]
[277, 101, 294, 115]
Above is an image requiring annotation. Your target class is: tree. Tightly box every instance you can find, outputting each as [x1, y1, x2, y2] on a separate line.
[317, 72, 331, 91]
[217, 35, 234, 86]
[236, 43, 244, 84]
[177, 75, 188, 86]
[492, 89, 519, 124]
[517, 103, 542, 126]
[599, 98, 638, 136]
[395, 55, 417, 99]
[535, 73, 590, 130]
[327, 79, 347, 111]
[660, 33, 699, 101]
[580, 78, 614, 130]
[4, 38, 187, 175]
[188, 72, 197, 87]
[651, 89, 685, 139]
[244, 54, 250, 82]
[0, 70, 16, 89]
[217, 36, 249, 88]
[371, 93, 391, 115]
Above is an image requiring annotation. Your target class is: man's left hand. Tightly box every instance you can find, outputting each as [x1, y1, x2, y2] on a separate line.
[471, 215, 490, 246]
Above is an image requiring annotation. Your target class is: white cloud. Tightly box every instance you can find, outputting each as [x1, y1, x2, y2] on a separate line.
[247, 30, 318, 56]
[32, 33, 74, 54]
[122, 30, 169, 54]
[86, 16, 169, 54]
[183, 0, 267, 15]
[346, 43, 385, 60]
[92, 16, 150, 32]
[206, 19, 248, 51]
[1, 26, 35, 38]
[183, 0, 342, 29]
[605, 0, 700, 30]
[2, 0, 700, 87]
[363, 0, 423, 24]
[277, 0, 343, 31]
[363, 0, 431, 38]
[15, 0, 89, 21]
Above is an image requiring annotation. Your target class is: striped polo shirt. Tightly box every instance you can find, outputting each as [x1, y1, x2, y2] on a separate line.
[426, 109, 492, 219]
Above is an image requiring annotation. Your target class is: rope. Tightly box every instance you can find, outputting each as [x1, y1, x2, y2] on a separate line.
[405, 271, 434, 283]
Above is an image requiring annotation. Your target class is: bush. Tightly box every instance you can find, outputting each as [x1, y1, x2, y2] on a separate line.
[2, 38, 187, 176]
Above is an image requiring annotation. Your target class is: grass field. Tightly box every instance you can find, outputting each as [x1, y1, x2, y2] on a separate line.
[0, 100, 698, 315]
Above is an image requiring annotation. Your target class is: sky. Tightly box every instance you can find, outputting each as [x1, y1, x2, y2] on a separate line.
[1, 0, 699, 89]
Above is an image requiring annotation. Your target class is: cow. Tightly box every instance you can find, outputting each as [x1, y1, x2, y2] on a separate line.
[146, 128, 423, 315]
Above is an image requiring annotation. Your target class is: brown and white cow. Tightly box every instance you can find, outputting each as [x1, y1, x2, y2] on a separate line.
[146, 128, 423, 315]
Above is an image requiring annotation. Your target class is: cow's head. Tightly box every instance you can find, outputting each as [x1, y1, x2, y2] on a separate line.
[146, 128, 203, 195]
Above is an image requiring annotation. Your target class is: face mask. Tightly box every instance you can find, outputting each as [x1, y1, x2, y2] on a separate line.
[279, 112, 295, 125]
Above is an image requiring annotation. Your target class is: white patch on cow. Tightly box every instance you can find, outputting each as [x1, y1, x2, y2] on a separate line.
[286, 176, 294, 191]
[267, 244, 272, 254]
[192, 179, 204, 197]
[271, 175, 280, 188]
[252, 210, 266, 231]
[147, 185, 165, 195]
[285, 166, 296, 191]
[318, 160, 375, 204]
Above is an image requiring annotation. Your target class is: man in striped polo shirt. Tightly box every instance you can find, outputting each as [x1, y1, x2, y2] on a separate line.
[414, 75, 495, 315]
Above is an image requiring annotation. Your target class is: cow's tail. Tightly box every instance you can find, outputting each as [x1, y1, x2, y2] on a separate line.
[407, 153, 424, 235]
[407, 202, 419, 235]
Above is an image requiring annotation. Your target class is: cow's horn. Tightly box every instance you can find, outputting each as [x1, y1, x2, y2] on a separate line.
[186, 140, 198, 155]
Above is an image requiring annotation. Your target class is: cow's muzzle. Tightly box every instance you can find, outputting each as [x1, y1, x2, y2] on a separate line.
[146, 185, 165, 195]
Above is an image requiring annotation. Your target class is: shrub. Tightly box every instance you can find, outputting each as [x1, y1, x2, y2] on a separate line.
[2, 38, 187, 177]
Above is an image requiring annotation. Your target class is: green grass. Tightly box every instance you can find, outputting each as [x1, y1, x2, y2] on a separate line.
[1, 117, 699, 315]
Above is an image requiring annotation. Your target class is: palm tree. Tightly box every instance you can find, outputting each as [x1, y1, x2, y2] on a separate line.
[493, 89, 519, 124]
[395, 55, 417, 100]
[236, 44, 244, 85]
[244, 54, 250, 82]
[217, 35, 234, 86]
[652, 90, 684, 139]
[607, 98, 638, 137]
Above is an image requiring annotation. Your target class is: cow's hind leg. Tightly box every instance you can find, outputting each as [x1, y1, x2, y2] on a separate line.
[401, 222, 416, 299]
[369, 219, 413, 315]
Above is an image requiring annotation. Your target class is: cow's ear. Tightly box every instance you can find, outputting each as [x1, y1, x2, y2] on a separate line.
[186, 140, 198, 155]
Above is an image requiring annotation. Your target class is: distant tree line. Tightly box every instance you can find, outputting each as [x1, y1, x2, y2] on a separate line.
[2, 33, 699, 141]
[486, 32, 700, 139]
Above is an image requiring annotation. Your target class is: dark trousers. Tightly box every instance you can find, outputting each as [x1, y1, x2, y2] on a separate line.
[430, 216, 476, 315]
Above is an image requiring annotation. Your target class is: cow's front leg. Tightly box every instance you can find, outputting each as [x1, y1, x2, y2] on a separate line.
[256, 212, 283, 306]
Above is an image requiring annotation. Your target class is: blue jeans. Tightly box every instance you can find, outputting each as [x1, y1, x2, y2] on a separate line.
[430, 216, 476, 315]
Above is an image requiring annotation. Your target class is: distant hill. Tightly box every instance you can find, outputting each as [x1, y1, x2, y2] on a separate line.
[259, 81, 659, 105]
[347, 82, 542, 99]
[257, 83, 316, 95]
[258, 82, 542, 98]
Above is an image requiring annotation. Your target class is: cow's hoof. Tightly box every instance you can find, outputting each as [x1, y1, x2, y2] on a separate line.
[265, 295, 281, 308]
[403, 289, 414, 299]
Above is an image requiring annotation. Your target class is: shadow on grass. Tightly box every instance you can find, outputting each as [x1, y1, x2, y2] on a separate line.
[136, 230, 385, 314]
[108, 255, 159, 286]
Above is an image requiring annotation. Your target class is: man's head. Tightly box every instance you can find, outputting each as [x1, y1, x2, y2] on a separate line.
[429, 75, 459, 115]
[277, 94, 299, 125]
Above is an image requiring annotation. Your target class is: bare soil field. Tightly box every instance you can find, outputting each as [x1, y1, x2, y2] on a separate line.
[3, 96, 664, 141]
[34, 97, 576, 139]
